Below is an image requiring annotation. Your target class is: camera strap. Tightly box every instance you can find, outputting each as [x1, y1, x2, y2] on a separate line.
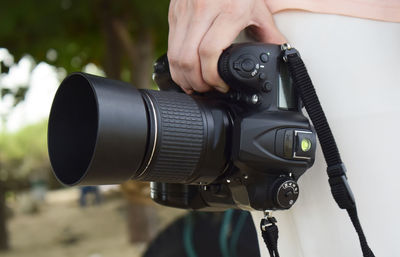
[264, 44, 374, 257]
[260, 212, 280, 257]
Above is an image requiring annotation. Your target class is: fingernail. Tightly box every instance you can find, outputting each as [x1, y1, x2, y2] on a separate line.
[215, 84, 229, 94]
[182, 88, 194, 94]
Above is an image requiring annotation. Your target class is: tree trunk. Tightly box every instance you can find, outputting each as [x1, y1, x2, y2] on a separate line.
[130, 30, 154, 89]
[121, 181, 158, 244]
[126, 202, 158, 243]
[100, 0, 122, 80]
[103, 21, 122, 80]
[111, 19, 154, 89]
[0, 182, 9, 251]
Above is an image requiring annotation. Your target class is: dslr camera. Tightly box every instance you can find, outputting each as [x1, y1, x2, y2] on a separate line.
[48, 43, 316, 211]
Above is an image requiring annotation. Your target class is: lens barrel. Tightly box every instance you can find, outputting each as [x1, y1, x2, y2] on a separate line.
[135, 90, 206, 182]
[48, 73, 229, 186]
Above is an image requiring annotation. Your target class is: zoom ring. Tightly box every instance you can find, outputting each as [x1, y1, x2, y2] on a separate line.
[141, 90, 205, 183]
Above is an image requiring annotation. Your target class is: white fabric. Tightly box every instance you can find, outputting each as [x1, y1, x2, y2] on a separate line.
[251, 11, 400, 257]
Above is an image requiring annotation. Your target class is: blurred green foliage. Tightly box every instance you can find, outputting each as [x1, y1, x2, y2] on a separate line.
[0, 120, 52, 250]
[0, 120, 50, 187]
[0, 0, 169, 75]
[0, 1, 171, 249]
[0, 0, 169, 86]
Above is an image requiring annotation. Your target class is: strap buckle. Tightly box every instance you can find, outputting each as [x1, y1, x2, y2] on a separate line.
[327, 163, 356, 209]
[261, 211, 277, 231]
[281, 43, 300, 62]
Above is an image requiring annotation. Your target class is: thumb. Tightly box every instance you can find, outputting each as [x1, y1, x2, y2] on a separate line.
[250, 4, 287, 44]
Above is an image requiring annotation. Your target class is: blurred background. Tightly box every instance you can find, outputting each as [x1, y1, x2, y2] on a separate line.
[0, 1, 259, 257]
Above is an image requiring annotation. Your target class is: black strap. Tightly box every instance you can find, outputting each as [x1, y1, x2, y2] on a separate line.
[281, 45, 375, 257]
[260, 216, 280, 257]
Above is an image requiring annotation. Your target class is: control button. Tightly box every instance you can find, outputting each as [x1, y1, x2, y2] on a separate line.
[260, 53, 269, 63]
[262, 81, 272, 92]
[285, 191, 294, 197]
[241, 59, 255, 72]
[259, 72, 266, 80]
[233, 61, 241, 70]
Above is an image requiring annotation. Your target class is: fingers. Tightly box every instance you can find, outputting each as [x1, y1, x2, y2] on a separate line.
[167, 0, 287, 94]
[168, 0, 192, 92]
[175, 7, 222, 92]
[250, 4, 287, 44]
[168, 0, 223, 93]
[198, 11, 249, 92]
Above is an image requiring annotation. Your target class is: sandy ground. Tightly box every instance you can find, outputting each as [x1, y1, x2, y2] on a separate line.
[1, 188, 186, 257]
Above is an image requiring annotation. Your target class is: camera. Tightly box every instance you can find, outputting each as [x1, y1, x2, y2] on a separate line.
[48, 43, 316, 211]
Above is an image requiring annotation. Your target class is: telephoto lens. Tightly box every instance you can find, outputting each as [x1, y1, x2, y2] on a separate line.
[49, 43, 317, 212]
[48, 73, 230, 186]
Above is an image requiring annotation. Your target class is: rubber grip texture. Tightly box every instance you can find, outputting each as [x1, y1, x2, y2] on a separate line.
[141, 90, 205, 183]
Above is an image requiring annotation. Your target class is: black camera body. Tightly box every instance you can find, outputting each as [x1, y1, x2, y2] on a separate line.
[48, 43, 316, 212]
[150, 43, 316, 211]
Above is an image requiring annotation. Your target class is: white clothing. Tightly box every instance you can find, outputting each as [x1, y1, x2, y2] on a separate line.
[252, 11, 400, 257]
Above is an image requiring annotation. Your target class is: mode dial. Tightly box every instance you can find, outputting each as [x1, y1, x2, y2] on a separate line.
[273, 178, 299, 209]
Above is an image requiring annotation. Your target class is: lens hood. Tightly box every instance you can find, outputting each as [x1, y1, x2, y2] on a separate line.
[48, 73, 148, 186]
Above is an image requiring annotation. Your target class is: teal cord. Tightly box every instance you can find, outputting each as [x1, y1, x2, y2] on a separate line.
[230, 211, 249, 257]
[183, 213, 198, 257]
[219, 209, 234, 257]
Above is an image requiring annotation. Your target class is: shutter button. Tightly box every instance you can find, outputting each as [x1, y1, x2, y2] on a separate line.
[260, 53, 269, 63]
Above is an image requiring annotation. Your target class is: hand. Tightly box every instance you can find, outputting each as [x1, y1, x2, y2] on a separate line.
[167, 0, 286, 94]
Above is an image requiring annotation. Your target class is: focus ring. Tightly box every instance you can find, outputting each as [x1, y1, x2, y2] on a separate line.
[140, 90, 205, 183]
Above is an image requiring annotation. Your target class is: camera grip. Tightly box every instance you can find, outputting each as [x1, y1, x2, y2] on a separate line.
[218, 43, 281, 94]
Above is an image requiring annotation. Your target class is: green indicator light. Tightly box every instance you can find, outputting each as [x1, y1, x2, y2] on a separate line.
[301, 138, 312, 152]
